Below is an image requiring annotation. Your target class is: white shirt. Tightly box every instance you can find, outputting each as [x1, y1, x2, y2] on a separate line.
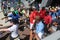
[8, 24, 19, 38]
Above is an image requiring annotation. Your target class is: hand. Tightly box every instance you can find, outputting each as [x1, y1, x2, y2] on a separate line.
[33, 20, 35, 23]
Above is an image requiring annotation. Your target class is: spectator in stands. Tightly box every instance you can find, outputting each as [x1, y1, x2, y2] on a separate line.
[1, 11, 20, 23]
[14, 7, 23, 17]
[2, 1, 8, 16]
[30, 6, 38, 30]
[0, 19, 20, 40]
[39, 7, 46, 19]
[34, 16, 44, 40]
[7, 3, 11, 11]
[53, 16, 60, 30]
[48, 21, 58, 33]
[43, 11, 52, 35]
[48, 16, 60, 33]
[8, 11, 20, 21]
[29, 6, 38, 40]
[49, 7, 58, 20]
[20, 8, 27, 17]
[56, 9, 60, 16]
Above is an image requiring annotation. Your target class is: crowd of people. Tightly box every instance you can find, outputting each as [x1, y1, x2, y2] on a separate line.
[0, 1, 60, 40]
[29, 6, 60, 40]
[0, 2, 29, 40]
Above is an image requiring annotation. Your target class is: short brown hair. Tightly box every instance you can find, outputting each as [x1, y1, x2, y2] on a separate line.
[35, 16, 40, 21]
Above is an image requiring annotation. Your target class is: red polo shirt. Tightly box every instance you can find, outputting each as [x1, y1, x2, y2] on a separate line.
[44, 15, 52, 24]
[39, 9, 46, 19]
[30, 10, 38, 24]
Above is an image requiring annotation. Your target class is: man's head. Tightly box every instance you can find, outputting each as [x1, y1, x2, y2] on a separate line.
[9, 19, 19, 25]
[12, 11, 16, 16]
[29, 7, 33, 14]
[35, 16, 40, 23]
[45, 11, 49, 16]
[42, 7, 45, 10]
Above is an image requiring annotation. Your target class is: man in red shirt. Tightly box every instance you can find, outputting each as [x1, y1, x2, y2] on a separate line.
[39, 7, 46, 19]
[29, 6, 38, 40]
[43, 11, 52, 34]
[30, 6, 38, 29]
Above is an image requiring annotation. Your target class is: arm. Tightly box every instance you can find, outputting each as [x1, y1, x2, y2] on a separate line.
[47, 24, 50, 28]
[1, 16, 8, 20]
[47, 16, 52, 28]
[0, 25, 15, 32]
[0, 25, 12, 29]
[0, 28, 10, 32]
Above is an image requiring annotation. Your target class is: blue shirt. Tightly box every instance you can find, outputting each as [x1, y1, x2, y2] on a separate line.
[8, 14, 20, 20]
[57, 10, 60, 16]
[36, 21, 44, 34]
[49, 12, 58, 20]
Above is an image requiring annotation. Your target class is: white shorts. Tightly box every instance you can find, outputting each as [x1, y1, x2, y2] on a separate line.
[30, 23, 33, 29]
[37, 32, 43, 39]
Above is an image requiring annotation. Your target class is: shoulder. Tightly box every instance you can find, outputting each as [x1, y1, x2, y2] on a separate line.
[11, 25, 18, 28]
[11, 25, 18, 29]
[47, 15, 51, 17]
